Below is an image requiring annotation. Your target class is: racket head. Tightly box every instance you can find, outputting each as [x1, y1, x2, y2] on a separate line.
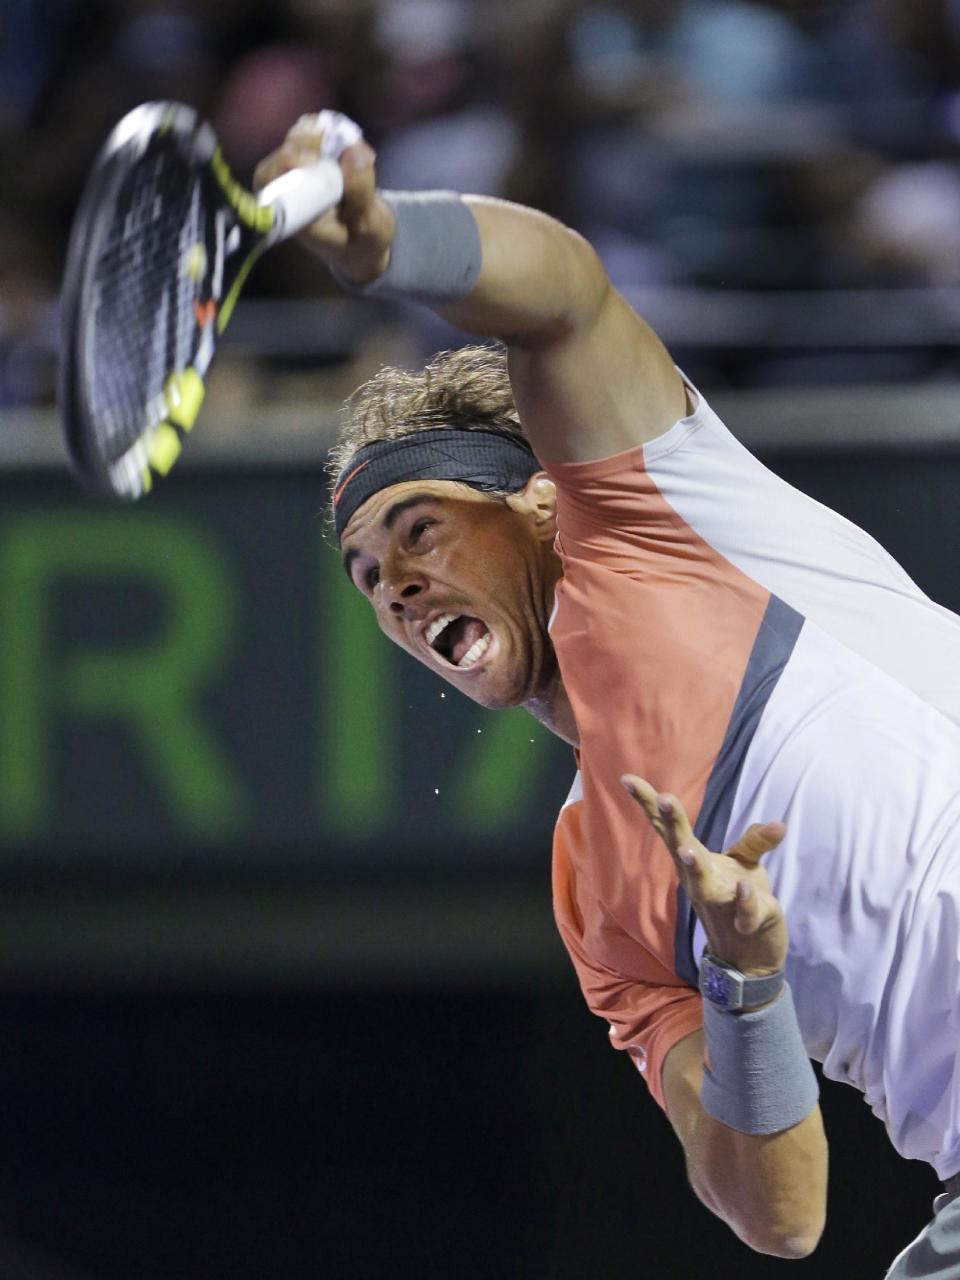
[58, 101, 273, 500]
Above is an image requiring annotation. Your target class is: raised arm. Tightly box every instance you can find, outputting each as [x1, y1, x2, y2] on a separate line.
[253, 114, 685, 465]
[622, 777, 828, 1259]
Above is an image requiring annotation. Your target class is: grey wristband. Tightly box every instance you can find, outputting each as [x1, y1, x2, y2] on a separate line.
[700, 983, 819, 1136]
[331, 190, 482, 306]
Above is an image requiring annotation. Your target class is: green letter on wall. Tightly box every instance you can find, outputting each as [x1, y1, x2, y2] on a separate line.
[318, 546, 396, 837]
[0, 511, 247, 840]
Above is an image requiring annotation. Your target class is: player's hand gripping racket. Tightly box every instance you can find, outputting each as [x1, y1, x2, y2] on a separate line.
[59, 101, 350, 499]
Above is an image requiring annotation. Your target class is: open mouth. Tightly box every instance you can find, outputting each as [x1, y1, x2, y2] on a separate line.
[424, 612, 492, 670]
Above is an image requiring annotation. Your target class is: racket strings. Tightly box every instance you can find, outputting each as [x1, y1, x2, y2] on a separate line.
[87, 140, 209, 461]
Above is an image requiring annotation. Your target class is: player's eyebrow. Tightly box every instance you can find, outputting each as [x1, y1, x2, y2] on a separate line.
[383, 493, 444, 529]
[341, 494, 444, 581]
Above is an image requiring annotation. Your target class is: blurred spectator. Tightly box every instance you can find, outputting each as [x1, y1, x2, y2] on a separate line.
[214, 45, 340, 170]
[4, 0, 960, 410]
[525, 1, 834, 287]
[0, 213, 58, 407]
[211, 1, 372, 172]
[365, 0, 520, 196]
[846, 161, 960, 285]
[28, 2, 225, 226]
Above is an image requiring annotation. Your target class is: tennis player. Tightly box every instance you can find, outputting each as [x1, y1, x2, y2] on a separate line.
[256, 114, 960, 1275]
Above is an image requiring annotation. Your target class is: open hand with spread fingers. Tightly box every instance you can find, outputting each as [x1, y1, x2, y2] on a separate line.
[621, 775, 789, 978]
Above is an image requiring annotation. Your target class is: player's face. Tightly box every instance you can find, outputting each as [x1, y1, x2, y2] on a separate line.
[340, 477, 561, 710]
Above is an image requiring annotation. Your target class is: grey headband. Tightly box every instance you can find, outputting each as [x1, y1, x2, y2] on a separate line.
[332, 428, 540, 541]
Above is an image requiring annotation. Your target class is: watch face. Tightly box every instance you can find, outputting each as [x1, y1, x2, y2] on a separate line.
[702, 965, 734, 1008]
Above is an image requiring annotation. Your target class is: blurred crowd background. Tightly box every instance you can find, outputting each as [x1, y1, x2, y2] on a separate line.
[3, 5, 960, 1279]
[4, 0, 960, 415]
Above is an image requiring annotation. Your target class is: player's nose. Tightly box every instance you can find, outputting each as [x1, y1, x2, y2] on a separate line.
[380, 567, 428, 615]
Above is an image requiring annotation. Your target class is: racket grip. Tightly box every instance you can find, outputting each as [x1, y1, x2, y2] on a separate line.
[259, 158, 344, 243]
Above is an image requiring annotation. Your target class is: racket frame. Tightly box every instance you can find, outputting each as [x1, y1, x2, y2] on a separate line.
[59, 101, 344, 500]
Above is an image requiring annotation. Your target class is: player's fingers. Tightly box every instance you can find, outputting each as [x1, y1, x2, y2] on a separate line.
[287, 113, 326, 150]
[338, 140, 378, 222]
[253, 140, 323, 192]
[733, 879, 765, 934]
[620, 775, 668, 841]
[620, 778, 704, 876]
[252, 150, 290, 192]
[654, 791, 697, 853]
[341, 138, 376, 177]
[727, 820, 787, 867]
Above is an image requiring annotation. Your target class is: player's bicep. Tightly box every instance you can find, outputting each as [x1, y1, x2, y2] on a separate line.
[442, 197, 685, 462]
[506, 285, 687, 464]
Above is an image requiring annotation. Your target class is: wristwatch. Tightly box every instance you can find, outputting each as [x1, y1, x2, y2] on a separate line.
[699, 953, 785, 1012]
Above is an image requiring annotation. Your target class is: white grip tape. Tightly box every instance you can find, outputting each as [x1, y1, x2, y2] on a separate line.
[259, 160, 344, 242]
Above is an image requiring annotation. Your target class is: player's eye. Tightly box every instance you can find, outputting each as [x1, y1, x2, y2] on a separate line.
[410, 517, 435, 543]
[365, 565, 380, 591]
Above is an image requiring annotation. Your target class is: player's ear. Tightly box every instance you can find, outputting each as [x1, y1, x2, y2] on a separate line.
[506, 472, 557, 542]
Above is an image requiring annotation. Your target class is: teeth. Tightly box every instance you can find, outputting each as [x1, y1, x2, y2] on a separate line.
[458, 631, 491, 668]
[425, 613, 456, 648]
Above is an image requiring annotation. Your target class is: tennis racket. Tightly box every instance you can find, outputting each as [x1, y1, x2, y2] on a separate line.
[59, 100, 346, 499]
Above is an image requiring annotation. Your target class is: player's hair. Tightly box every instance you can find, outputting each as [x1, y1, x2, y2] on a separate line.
[327, 343, 531, 503]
